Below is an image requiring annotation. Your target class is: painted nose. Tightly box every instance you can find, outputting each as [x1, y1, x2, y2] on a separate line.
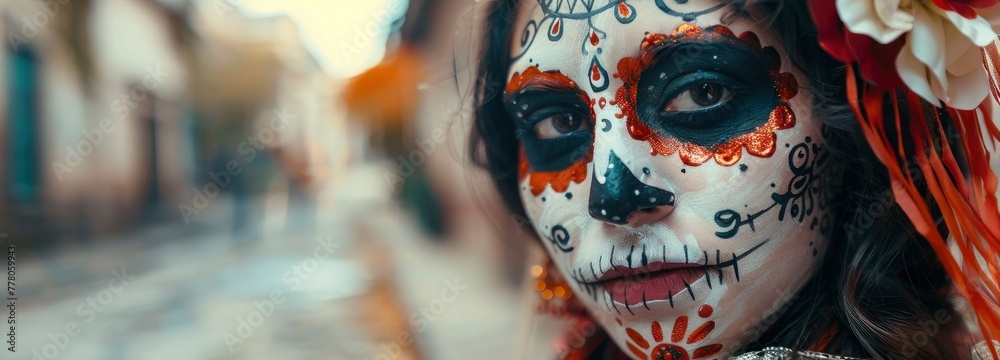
[589, 151, 675, 225]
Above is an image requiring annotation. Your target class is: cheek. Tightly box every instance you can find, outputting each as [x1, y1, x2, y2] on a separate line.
[663, 78, 827, 232]
[706, 119, 832, 276]
[519, 172, 593, 246]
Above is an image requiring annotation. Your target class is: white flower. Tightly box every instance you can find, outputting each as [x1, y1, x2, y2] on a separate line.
[837, 0, 1000, 110]
[837, 0, 916, 44]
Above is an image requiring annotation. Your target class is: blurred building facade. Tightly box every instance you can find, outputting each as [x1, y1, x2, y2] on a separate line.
[1, 0, 194, 240]
[0, 0, 338, 244]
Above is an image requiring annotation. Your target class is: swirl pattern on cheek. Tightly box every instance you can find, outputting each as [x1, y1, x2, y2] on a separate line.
[714, 136, 827, 239]
[613, 24, 799, 167]
[546, 225, 575, 252]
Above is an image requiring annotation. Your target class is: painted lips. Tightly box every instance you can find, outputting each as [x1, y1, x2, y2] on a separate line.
[597, 262, 709, 306]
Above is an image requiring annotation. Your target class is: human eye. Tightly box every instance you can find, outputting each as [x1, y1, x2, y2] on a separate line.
[533, 110, 591, 139]
[631, 39, 779, 145]
[505, 92, 594, 172]
[648, 70, 744, 129]
[663, 81, 734, 112]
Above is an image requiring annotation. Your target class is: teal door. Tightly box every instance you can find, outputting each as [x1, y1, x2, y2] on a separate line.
[6, 48, 41, 204]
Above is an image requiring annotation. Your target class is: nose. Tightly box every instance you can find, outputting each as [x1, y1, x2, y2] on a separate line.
[588, 150, 675, 226]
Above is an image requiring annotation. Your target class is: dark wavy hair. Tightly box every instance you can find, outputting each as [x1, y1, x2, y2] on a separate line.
[469, 0, 971, 358]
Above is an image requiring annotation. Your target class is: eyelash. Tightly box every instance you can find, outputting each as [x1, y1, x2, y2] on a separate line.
[659, 73, 743, 109]
[633, 46, 779, 148]
[513, 104, 594, 171]
[515, 106, 589, 137]
[663, 96, 738, 127]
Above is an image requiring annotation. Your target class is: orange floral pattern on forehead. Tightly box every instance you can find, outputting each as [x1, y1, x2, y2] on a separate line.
[613, 23, 798, 167]
[507, 66, 594, 196]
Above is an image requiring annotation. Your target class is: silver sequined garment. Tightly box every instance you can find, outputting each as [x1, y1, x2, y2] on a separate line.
[731, 347, 864, 360]
[732, 341, 1000, 360]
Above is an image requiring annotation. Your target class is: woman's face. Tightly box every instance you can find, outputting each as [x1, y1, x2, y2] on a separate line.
[505, 1, 834, 358]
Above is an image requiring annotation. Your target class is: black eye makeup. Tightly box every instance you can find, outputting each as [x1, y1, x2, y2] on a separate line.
[505, 68, 595, 172]
[635, 35, 780, 148]
[665, 81, 733, 111]
[616, 25, 798, 167]
[534, 111, 588, 139]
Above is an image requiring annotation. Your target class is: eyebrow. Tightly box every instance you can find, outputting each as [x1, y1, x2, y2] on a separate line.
[718, 1, 751, 26]
[616, 24, 757, 89]
[504, 65, 596, 127]
[640, 24, 748, 63]
[505, 65, 582, 97]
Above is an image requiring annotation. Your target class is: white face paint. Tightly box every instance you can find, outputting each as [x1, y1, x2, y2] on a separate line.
[504, 1, 834, 358]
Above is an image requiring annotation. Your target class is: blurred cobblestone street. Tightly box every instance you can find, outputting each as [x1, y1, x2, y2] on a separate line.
[16, 164, 535, 360]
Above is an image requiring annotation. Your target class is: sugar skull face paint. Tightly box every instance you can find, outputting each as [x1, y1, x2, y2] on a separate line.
[614, 24, 799, 166]
[505, 1, 836, 358]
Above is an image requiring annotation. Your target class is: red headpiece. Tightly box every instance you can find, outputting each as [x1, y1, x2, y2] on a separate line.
[809, 1, 1000, 357]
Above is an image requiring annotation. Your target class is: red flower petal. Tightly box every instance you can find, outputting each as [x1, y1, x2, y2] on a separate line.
[955, 0, 1000, 8]
[933, 0, 958, 12]
[809, 0, 854, 62]
[936, 0, 989, 19]
[845, 31, 905, 88]
[950, 2, 980, 19]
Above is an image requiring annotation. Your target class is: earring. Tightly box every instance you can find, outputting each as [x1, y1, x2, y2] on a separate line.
[531, 259, 587, 317]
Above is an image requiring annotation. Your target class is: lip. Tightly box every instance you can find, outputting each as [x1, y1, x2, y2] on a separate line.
[568, 240, 771, 310]
[595, 262, 711, 306]
[597, 262, 703, 282]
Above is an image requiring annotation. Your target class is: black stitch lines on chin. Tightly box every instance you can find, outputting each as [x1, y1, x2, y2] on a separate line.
[567, 239, 769, 314]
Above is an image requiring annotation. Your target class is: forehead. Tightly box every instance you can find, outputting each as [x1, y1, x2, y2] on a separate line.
[507, 0, 767, 84]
